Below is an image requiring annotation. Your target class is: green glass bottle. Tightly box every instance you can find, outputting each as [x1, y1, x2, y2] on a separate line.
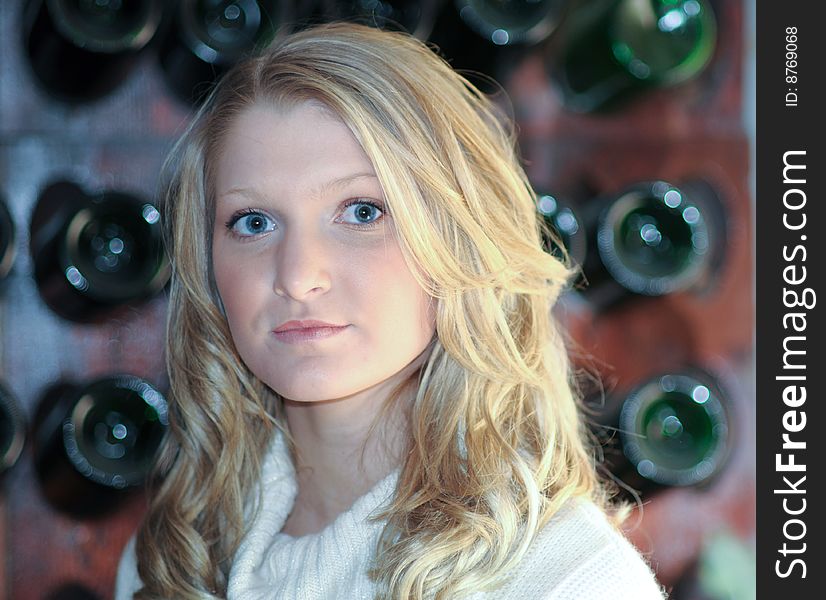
[32, 375, 169, 517]
[589, 180, 712, 299]
[0, 195, 16, 283]
[551, 0, 717, 112]
[429, 0, 571, 93]
[1, 381, 26, 479]
[597, 370, 732, 496]
[330, 0, 434, 37]
[30, 180, 171, 323]
[456, 0, 570, 45]
[157, 0, 287, 105]
[24, 0, 164, 103]
[536, 192, 587, 270]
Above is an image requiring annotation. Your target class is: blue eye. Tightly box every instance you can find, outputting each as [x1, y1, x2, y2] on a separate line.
[340, 200, 384, 226]
[227, 211, 275, 237]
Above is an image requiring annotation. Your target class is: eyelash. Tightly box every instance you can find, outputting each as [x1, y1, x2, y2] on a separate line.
[340, 199, 385, 230]
[224, 199, 386, 239]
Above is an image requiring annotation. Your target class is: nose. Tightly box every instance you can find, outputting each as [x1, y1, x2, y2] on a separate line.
[272, 226, 332, 300]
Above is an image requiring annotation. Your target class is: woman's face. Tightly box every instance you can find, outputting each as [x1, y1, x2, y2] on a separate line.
[212, 101, 436, 404]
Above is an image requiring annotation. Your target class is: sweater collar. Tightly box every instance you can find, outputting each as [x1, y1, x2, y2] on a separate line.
[227, 428, 400, 599]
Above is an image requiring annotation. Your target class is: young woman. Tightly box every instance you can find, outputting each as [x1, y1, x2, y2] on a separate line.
[115, 22, 665, 600]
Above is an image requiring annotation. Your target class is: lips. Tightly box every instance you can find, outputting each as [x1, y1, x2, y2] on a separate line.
[272, 321, 349, 344]
[274, 319, 346, 332]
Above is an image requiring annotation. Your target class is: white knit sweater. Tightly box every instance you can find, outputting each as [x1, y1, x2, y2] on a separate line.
[115, 429, 666, 599]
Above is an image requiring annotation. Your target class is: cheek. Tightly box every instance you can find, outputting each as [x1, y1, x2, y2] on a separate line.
[212, 247, 235, 309]
[361, 259, 435, 345]
[212, 244, 261, 330]
[413, 291, 437, 345]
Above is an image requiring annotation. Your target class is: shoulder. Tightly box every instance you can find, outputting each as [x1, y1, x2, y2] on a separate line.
[488, 498, 666, 600]
[114, 533, 143, 600]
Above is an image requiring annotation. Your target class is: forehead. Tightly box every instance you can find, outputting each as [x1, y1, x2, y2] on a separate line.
[213, 100, 378, 195]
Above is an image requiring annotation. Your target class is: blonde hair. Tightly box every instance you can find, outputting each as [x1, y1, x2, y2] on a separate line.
[136, 21, 608, 600]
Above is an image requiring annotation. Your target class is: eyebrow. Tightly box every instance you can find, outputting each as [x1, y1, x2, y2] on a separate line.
[218, 172, 381, 203]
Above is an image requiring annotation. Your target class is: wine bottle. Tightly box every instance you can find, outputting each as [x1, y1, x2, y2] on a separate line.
[427, 0, 525, 91]
[549, 0, 717, 112]
[536, 191, 587, 270]
[44, 582, 103, 600]
[32, 375, 168, 517]
[592, 369, 732, 498]
[23, 0, 164, 103]
[579, 180, 713, 309]
[454, 0, 569, 45]
[29, 180, 170, 323]
[328, 0, 436, 39]
[0, 194, 16, 283]
[156, 0, 289, 106]
[1, 381, 26, 479]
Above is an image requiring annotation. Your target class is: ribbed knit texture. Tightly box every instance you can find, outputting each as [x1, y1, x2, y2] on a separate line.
[115, 429, 666, 599]
[227, 430, 396, 599]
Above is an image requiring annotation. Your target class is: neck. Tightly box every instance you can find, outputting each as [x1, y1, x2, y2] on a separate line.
[280, 367, 419, 536]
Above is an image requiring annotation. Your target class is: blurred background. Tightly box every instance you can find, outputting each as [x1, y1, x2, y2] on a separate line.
[0, 0, 755, 598]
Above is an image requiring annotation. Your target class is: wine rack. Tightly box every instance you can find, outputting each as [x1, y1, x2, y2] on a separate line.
[0, 1, 754, 598]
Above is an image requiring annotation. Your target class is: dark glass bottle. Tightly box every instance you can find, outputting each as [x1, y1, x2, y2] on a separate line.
[44, 583, 103, 600]
[579, 180, 713, 309]
[455, 0, 569, 45]
[593, 369, 732, 498]
[29, 180, 170, 323]
[429, 0, 566, 91]
[32, 375, 168, 517]
[669, 559, 718, 600]
[536, 191, 587, 270]
[1, 381, 26, 479]
[0, 194, 16, 283]
[550, 0, 717, 112]
[156, 0, 288, 106]
[328, 0, 437, 38]
[23, 0, 164, 103]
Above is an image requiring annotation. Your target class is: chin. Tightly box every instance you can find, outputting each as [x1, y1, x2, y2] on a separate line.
[264, 377, 358, 405]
